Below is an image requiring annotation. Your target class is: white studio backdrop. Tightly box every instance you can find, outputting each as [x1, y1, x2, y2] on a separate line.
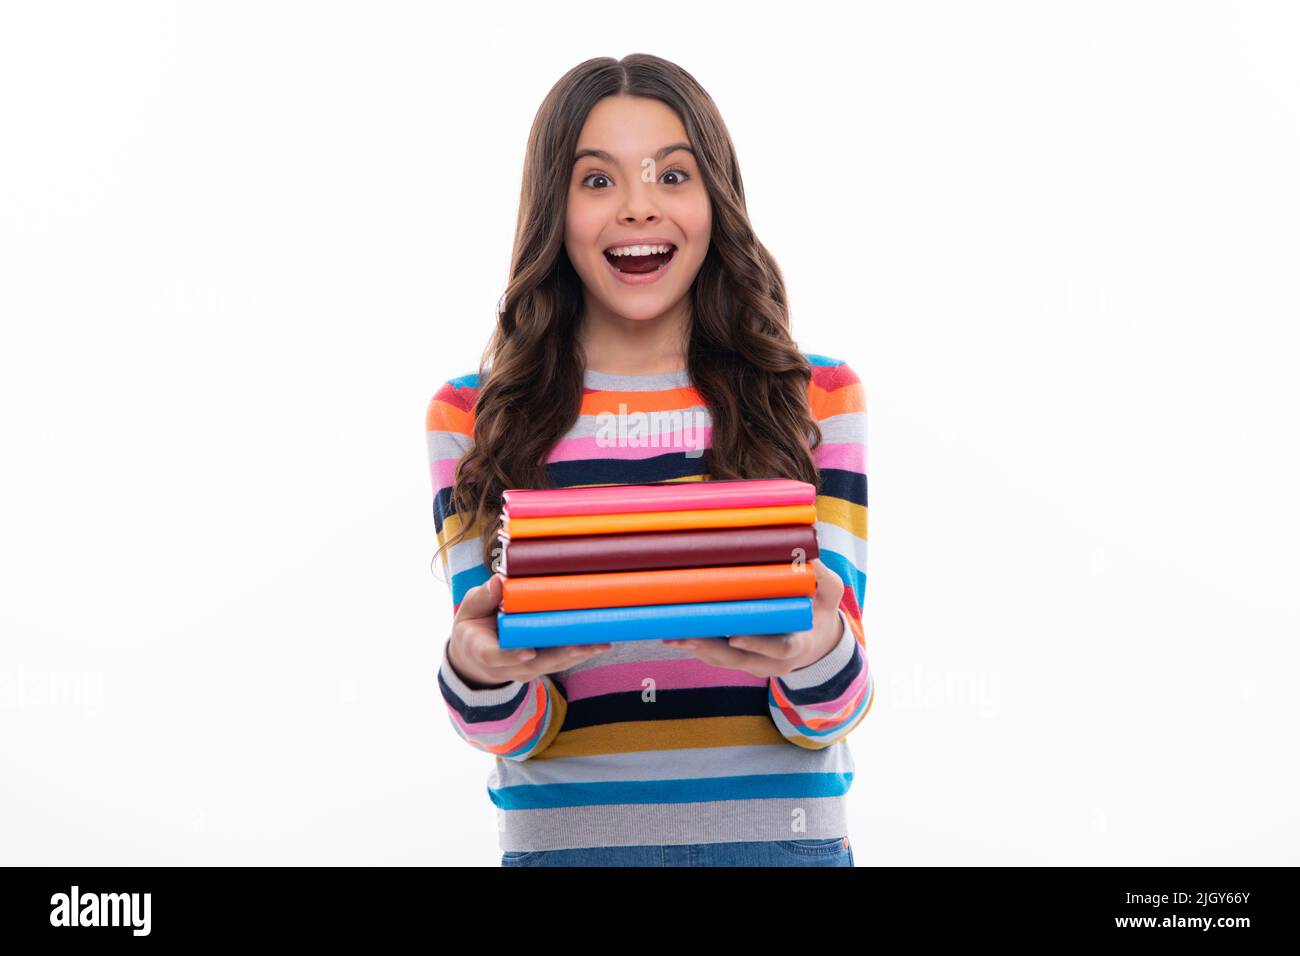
[1, 1, 1296, 865]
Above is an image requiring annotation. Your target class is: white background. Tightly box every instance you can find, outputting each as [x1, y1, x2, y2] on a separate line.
[2, 1, 1297, 865]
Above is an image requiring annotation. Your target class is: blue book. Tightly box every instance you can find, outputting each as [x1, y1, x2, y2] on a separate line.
[497, 597, 814, 649]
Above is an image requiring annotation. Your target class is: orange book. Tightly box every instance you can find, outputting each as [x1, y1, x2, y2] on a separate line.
[501, 562, 816, 613]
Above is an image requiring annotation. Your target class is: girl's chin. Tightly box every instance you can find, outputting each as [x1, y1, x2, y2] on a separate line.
[596, 299, 674, 322]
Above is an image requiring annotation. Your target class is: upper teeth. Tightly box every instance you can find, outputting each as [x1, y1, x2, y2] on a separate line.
[607, 244, 673, 256]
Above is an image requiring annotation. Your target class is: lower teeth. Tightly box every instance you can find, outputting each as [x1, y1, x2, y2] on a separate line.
[611, 250, 673, 274]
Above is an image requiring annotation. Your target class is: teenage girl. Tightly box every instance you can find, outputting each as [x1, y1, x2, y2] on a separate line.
[429, 53, 871, 867]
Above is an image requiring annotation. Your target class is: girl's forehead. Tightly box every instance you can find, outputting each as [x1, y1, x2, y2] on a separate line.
[580, 96, 687, 139]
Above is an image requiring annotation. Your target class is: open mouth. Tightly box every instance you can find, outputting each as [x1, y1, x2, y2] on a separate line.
[603, 244, 677, 275]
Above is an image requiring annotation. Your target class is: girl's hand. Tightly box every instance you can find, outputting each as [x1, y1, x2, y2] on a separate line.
[447, 573, 614, 689]
[663, 558, 847, 678]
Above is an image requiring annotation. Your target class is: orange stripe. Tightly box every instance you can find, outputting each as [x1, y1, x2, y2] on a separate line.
[579, 386, 703, 415]
[427, 399, 473, 435]
[844, 609, 865, 648]
[812, 381, 865, 419]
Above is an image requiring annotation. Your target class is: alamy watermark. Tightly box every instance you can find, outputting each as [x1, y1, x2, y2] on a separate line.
[0, 667, 105, 714]
[594, 403, 708, 458]
[882, 664, 1000, 718]
[50, 886, 151, 936]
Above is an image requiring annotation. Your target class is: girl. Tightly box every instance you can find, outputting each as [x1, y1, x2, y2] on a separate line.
[427, 53, 871, 867]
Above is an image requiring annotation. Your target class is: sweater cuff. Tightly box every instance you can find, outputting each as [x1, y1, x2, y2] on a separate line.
[778, 609, 856, 691]
[439, 635, 526, 703]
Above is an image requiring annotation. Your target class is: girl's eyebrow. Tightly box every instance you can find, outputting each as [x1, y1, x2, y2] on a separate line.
[573, 142, 694, 166]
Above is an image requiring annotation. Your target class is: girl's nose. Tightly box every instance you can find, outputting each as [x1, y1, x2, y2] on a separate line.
[618, 183, 661, 223]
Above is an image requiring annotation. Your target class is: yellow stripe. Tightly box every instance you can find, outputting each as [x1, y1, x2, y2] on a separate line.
[440, 510, 490, 543]
[814, 495, 867, 539]
[533, 715, 789, 759]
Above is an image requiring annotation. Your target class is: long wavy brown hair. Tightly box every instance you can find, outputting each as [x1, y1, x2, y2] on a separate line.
[435, 53, 824, 575]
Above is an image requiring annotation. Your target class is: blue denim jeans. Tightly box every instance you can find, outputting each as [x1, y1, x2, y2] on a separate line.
[501, 836, 853, 867]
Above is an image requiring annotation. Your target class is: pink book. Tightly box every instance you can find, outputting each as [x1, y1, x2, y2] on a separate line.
[501, 478, 816, 519]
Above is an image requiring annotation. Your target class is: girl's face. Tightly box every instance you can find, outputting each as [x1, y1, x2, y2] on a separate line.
[565, 94, 712, 323]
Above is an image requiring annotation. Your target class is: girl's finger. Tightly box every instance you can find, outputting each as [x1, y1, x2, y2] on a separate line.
[728, 633, 797, 659]
[683, 638, 755, 668]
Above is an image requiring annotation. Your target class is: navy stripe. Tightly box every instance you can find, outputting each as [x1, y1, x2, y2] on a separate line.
[438, 670, 532, 723]
[778, 642, 865, 706]
[433, 485, 458, 535]
[547, 452, 709, 487]
[817, 467, 867, 508]
[561, 685, 770, 731]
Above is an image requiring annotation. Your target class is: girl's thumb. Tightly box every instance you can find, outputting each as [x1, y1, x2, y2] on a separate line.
[459, 573, 503, 618]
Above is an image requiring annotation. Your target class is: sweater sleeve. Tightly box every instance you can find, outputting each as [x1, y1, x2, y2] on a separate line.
[767, 358, 874, 749]
[427, 376, 568, 760]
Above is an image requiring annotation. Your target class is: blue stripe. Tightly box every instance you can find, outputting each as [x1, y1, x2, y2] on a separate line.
[803, 353, 843, 367]
[447, 371, 480, 389]
[451, 563, 491, 609]
[487, 771, 854, 810]
[818, 547, 866, 610]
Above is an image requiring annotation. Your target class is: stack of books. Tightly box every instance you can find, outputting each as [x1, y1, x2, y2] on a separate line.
[495, 478, 820, 648]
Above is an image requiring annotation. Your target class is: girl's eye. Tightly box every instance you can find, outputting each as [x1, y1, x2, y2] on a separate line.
[580, 168, 692, 190]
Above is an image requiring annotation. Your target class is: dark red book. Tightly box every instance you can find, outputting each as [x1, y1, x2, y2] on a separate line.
[500, 523, 819, 577]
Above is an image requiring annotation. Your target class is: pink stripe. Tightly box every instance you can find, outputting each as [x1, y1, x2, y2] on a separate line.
[431, 458, 460, 491]
[813, 442, 866, 474]
[444, 693, 535, 735]
[547, 428, 714, 463]
[794, 660, 870, 716]
[563, 656, 767, 701]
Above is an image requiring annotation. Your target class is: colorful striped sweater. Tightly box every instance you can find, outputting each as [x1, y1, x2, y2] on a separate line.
[427, 353, 871, 852]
